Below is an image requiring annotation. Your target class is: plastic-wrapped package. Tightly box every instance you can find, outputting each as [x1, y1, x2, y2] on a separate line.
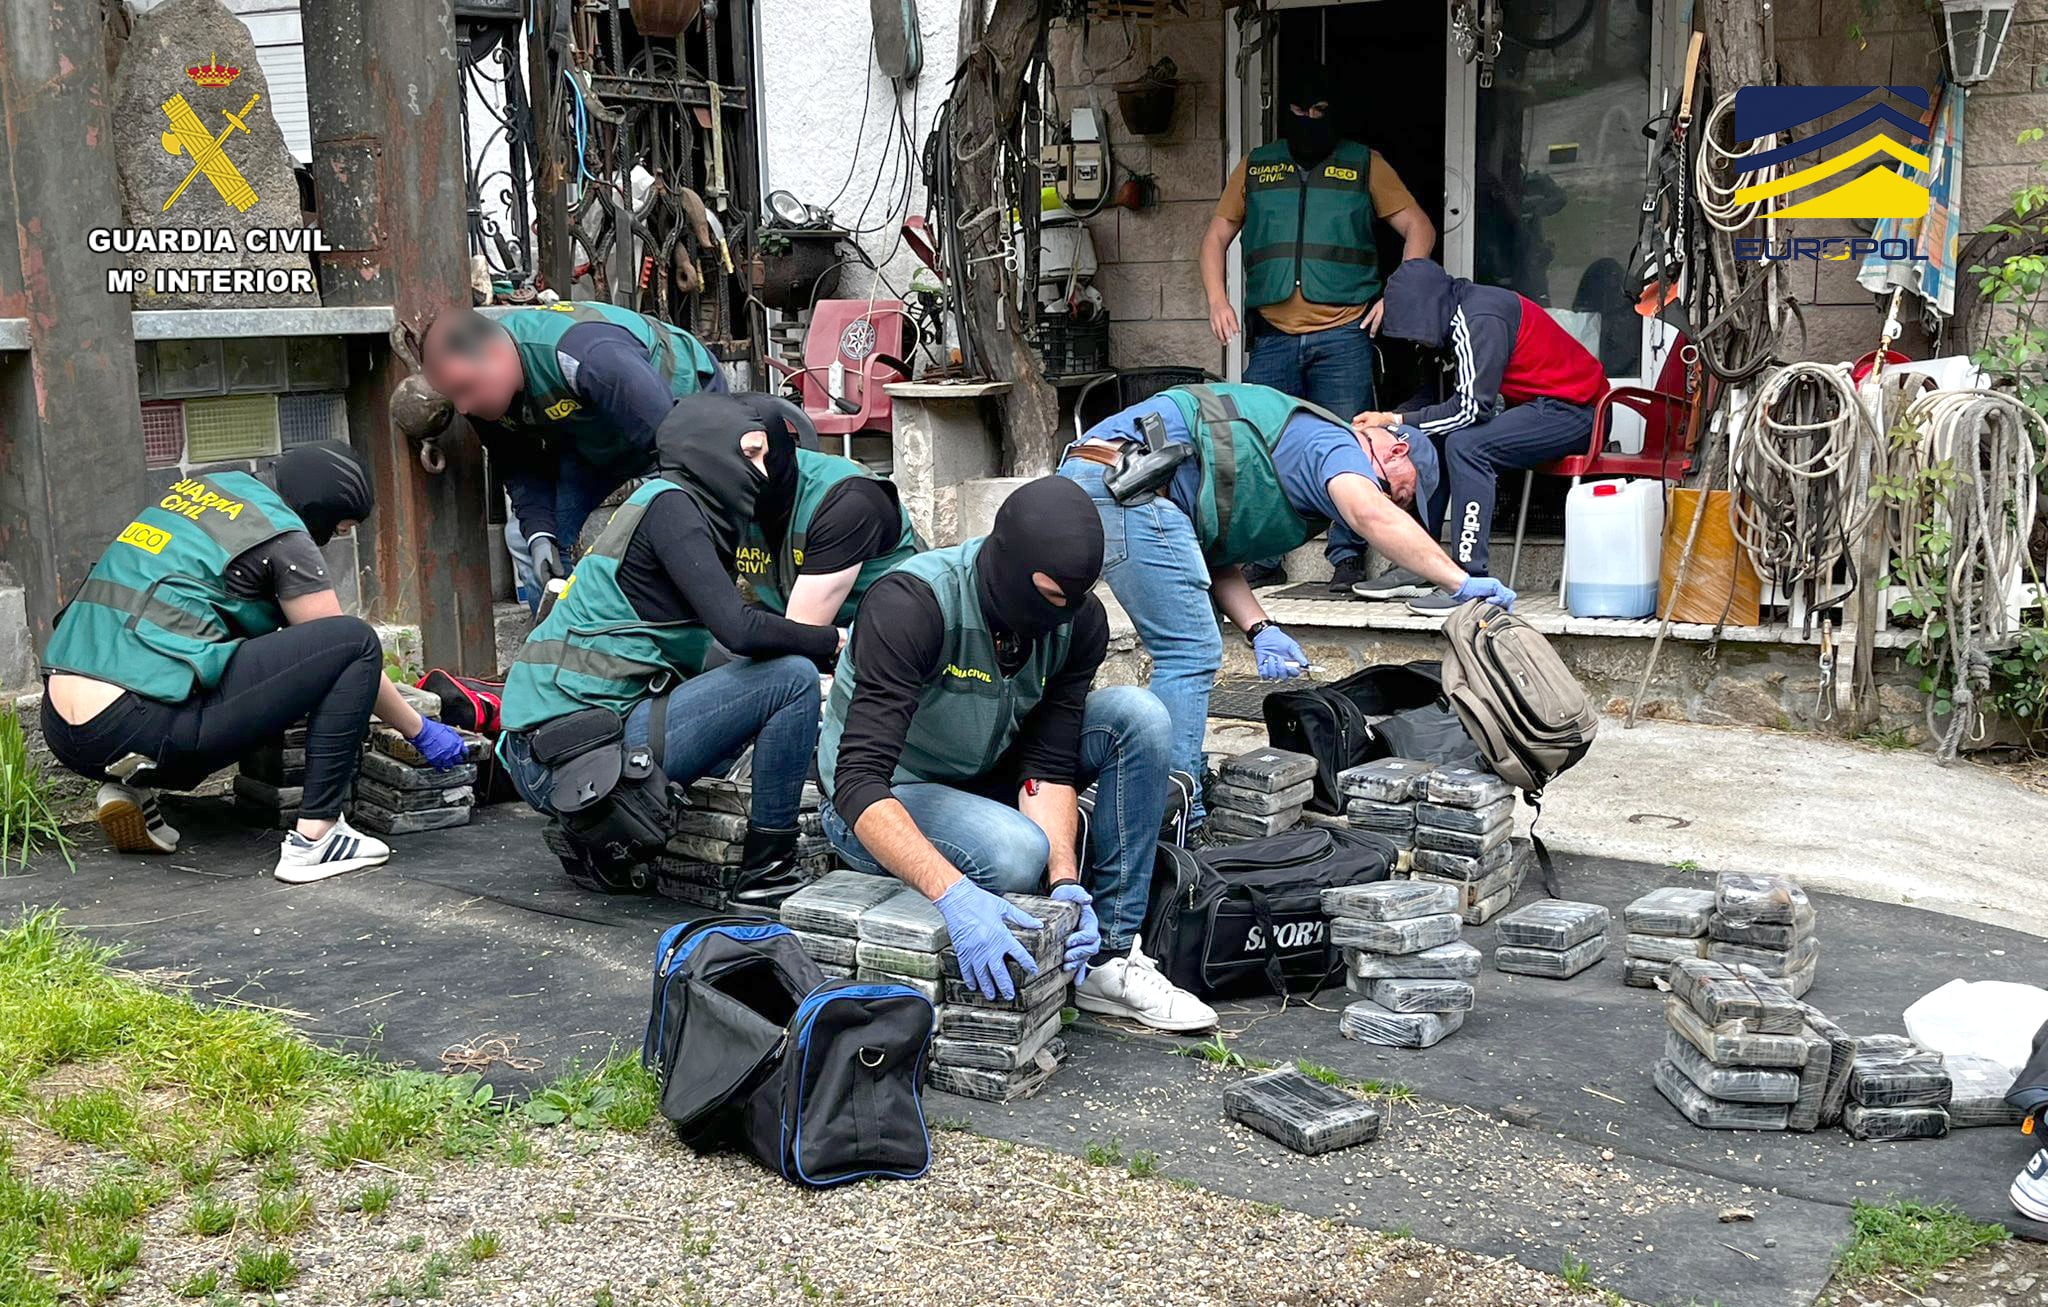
[936, 999, 1065, 1044]
[1340, 999, 1465, 1048]
[792, 930, 857, 969]
[1708, 903, 1816, 950]
[1414, 859, 1520, 911]
[1654, 1059, 1792, 1130]
[1217, 748, 1317, 794]
[1367, 977, 1476, 1013]
[1495, 900, 1610, 950]
[1345, 798, 1417, 833]
[1795, 1003, 1857, 1127]
[1623, 956, 1668, 989]
[1943, 1055, 2022, 1128]
[1786, 1024, 1832, 1132]
[1765, 955, 1816, 999]
[1330, 912, 1463, 956]
[781, 870, 902, 937]
[1211, 779, 1316, 816]
[1714, 872, 1812, 926]
[857, 886, 950, 950]
[1707, 935, 1820, 978]
[855, 969, 940, 1003]
[1622, 887, 1717, 938]
[941, 963, 1071, 1012]
[1321, 881, 1458, 922]
[1842, 1103, 1949, 1141]
[673, 808, 750, 842]
[1412, 841, 1515, 882]
[927, 1037, 1068, 1102]
[1664, 999, 1809, 1068]
[1495, 935, 1608, 979]
[817, 962, 854, 979]
[1346, 939, 1482, 980]
[1339, 758, 1438, 803]
[1416, 795, 1516, 835]
[1625, 933, 1710, 964]
[1848, 1042, 1952, 1108]
[1464, 881, 1516, 926]
[937, 894, 1080, 983]
[1223, 1069, 1385, 1155]
[1415, 820, 1513, 858]
[1664, 1031, 1801, 1103]
[1422, 767, 1514, 809]
[1208, 806, 1305, 839]
[1668, 959, 1801, 1033]
[930, 1008, 1063, 1071]
[856, 941, 943, 980]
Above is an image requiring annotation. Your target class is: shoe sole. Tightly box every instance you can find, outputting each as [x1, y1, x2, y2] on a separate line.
[1352, 583, 1434, 601]
[274, 852, 389, 885]
[2012, 1180, 2048, 1223]
[1072, 991, 1218, 1033]
[97, 798, 174, 854]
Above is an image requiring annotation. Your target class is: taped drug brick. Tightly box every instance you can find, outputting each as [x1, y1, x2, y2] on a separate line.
[927, 1037, 1068, 1103]
[1664, 998, 1808, 1068]
[1706, 935, 1820, 978]
[1411, 841, 1515, 882]
[1414, 819, 1512, 859]
[1495, 900, 1609, 951]
[1622, 887, 1716, 938]
[1329, 912, 1463, 956]
[1216, 747, 1317, 794]
[1344, 939, 1481, 980]
[357, 748, 478, 791]
[856, 885, 950, 950]
[1664, 1030, 1801, 1103]
[1223, 1069, 1384, 1155]
[1842, 1103, 1949, 1140]
[1415, 794, 1515, 835]
[1321, 881, 1458, 922]
[1210, 778, 1316, 816]
[1338, 758, 1437, 803]
[929, 1007, 1063, 1072]
[1365, 977, 1475, 1013]
[791, 931, 857, 969]
[1713, 871, 1811, 927]
[1345, 798, 1417, 833]
[1653, 1059, 1792, 1130]
[1340, 999, 1464, 1048]
[1494, 935, 1608, 979]
[1421, 767, 1513, 809]
[1208, 806, 1305, 840]
[1624, 933, 1710, 964]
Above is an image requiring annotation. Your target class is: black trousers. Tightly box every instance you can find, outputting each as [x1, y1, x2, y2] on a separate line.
[42, 616, 384, 820]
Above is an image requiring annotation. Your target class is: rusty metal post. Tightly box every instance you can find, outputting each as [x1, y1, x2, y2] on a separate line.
[527, 16, 573, 294]
[302, 0, 496, 675]
[0, 0, 148, 645]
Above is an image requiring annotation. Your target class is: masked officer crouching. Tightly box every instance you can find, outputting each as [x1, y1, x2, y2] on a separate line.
[1058, 383, 1516, 831]
[40, 443, 467, 882]
[817, 477, 1217, 1031]
[420, 302, 725, 605]
[497, 393, 839, 906]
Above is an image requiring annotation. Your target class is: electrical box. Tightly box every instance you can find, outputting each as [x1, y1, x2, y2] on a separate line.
[1067, 142, 1106, 206]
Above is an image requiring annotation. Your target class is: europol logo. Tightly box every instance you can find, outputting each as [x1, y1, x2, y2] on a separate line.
[1730, 85, 1932, 263]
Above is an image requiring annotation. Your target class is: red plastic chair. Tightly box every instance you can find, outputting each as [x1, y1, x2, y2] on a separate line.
[765, 299, 912, 458]
[1506, 337, 1711, 589]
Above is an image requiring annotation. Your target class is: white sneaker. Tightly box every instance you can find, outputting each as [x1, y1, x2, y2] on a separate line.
[95, 782, 179, 854]
[1074, 942, 1218, 1033]
[2012, 1146, 2048, 1222]
[273, 816, 389, 884]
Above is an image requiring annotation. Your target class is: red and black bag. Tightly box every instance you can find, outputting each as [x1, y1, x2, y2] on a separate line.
[417, 670, 504, 737]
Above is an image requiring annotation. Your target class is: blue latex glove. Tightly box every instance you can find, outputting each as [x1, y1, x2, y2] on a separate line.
[409, 718, 467, 771]
[1453, 576, 1518, 610]
[1049, 881, 1101, 983]
[935, 879, 1041, 1002]
[1252, 624, 1309, 680]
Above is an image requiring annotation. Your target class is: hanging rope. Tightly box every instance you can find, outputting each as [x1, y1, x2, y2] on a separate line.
[1693, 91, 1772, 234]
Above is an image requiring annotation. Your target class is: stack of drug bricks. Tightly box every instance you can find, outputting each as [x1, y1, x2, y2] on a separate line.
[1843, 1036, 1953, 1140]
[1708, 872, 1819, 997]
[1414, 767, 1526, 926]
[1620, 887, 1717, 988]
[1655, 957, 1854, 1132]
[778, 871, 1079, 1103]
[1337, 757, 1434, 866]
[1327, 881, 1479, 1050]
[1207, 747, 1316, 844]
[351, 715, 491, 836]
[651, 775, 833, 910]
[233, 720, 313, 829]
[1494, 900, 1611, 979]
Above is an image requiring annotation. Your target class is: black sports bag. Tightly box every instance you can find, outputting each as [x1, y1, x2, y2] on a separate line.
[1142, 827, 1396, 998]
[1262, 662, 1483, 814]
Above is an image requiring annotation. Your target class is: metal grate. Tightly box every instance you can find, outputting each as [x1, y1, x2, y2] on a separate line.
[278, 392, 348, 448]
[182, 395, 280, 463]
[141, 401, 186, 468]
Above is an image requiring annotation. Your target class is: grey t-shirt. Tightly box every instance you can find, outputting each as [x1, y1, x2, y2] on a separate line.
[223, 530, 333, 603]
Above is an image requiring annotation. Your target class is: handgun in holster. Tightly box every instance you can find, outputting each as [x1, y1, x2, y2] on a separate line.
[1104, 412, 1193, 507]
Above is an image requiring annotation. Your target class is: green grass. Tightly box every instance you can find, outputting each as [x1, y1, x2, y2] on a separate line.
[175, 1269, 219, 1298]
[313, 1071, 500, 1169]
[253, 1189, 311, 1238]
[1082, 1138, 1125, 1167]
[225, 1108, 302, 1163]
[1291, 1060, 1413, 1102]
[520, 1059, 659, 1133]
[463, 1228, 501, 1262]
[1833, 1198, 2009, 1290]
[343, 1180, 396, 1218]
[1167, 1033, 1275, 1071]
[1668, 858, 1702, 873]
[1560, 1250, 1593, 1290]
[1125, 1151, 1161, 1179]
[233, 1247, 297, 1292]
[183, 1191, 238, 1237]
[1857, 726, 1915, 751]
[39, 1088, 139, 1148]
[0, 707, 73, 871]
[74, 1173, 164, 1222]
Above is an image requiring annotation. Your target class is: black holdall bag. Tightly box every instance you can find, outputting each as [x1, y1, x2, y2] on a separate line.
[1262, 663, 1484, 814]
[1077, 767, 1198, 856]
[1142, 827, 1396, 999]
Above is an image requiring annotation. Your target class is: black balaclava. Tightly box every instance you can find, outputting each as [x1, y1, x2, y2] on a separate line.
[733, 392, 803, 542]
[655, 393, 769, 565]
[974, 477, 1104, 646]
[1279, 64, 1339, 165]
[273, 441, 374, 547]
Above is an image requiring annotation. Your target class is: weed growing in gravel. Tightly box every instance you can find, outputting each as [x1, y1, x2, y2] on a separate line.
[344, 1180, 396, 1218]
[315, 1071, 500, 1168]
[225, 1108, 302, 1162]
[234, 1247, 297, 1292]
[254, 1189, 311, 1238]
[522, 1059, 659, 1132]
[75, 1173, 166, 1222]
[183, 1191, 238, 1237]
[932, 1116, 972, 1132]
[39, 1088, 138, 1148]
[1668, 858, 1702, 873]
[1358, 1078, 1413, 1102]
[256, 1157, 300, 1192]
[1126, 1151, 1162, 1179]
[176, 1269, 219, 1298]
[401, 1233, 426, 1253]
[1169, 1033, 1275, 1070]
[464, 1229, 502, 1262]
[175, 1153, 220, 1189]
[1834, 1198, 2009, 1290]
[1559, 1250, 1592, 1289]
[1082, 1138, 1125, 1167]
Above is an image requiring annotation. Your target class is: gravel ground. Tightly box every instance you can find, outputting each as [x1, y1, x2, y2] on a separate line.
[1832, 1240, 2048, 1307]
[99, 1126, 1616, 1306]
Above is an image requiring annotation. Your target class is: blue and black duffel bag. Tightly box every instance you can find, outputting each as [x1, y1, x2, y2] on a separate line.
[642, 916, 934, 1187]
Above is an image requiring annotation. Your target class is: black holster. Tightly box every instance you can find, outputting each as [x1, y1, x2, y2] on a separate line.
[529, 706, 675, 875]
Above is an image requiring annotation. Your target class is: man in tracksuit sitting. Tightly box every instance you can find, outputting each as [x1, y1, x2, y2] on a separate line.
[1349, 257, 1608, 613]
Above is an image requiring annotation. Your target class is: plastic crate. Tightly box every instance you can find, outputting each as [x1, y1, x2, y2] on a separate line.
[140, 401, 186, 468]
[183, 395, 280, 462]
[1035, 310, 1109, 379]
[136, 344, 158, 400]
[154, 339, 225, 398]
[286, 337, 349, 391]
[279, 392, 348, 448]
[223, 338, 287, 394]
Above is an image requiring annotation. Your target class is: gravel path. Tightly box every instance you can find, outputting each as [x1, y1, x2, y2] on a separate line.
[114, 1127, 1614, 1306]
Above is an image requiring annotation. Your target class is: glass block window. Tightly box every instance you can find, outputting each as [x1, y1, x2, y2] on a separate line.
[141, 401, 186, 468]
[286, 337, 349, 391]
[153, 339, 224, 398]
[279, 392, 348, 448]
[222, 338, 287, 394]
[182, 395, 280, 463]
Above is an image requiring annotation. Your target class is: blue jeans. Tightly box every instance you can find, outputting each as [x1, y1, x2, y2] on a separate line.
[1426, 397, 1597, 576]
[501, 654, 820, 829]
[818, 686, 1171, 949]
[1243, 319, 1377, 566]
[1057, 458, 1217, 825]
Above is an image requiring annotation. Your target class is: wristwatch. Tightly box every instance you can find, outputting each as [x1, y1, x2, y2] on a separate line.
[1243, 619, 1278, 646]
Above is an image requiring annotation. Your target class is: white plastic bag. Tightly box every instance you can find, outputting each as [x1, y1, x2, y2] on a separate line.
[1904, 979, 2048, 1074]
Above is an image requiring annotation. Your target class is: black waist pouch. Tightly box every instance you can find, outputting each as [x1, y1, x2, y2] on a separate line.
[529, 706, 674, 874]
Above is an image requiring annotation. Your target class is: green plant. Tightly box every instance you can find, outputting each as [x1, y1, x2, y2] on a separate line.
[1668, 858, 1701, 873]
[225, 1108, 302, 1162]
[233, 1247, 297, 1292]
[1167, 1033, 1274, 1070]
[184, 1191, 239, 1237]
[344, 1180, 395, 1218]
[756, 226, 793, 258]
[1082, 1138, 1125, 1167]
[464, 1228, 502, 1262]
[39, 1088, 139, 1148]
[1126, 1151, 1162, 1179]
[0, 708, 74, 871]
[1834, 1198, 2008, 1290]
[75, 1173, 163, 1221]
[176, 1269, 220, 1298]
[253, 1189, 311, 1238]
[522, 1059, 657, 1132]
[256, 1157, 300, 1192]
[1559, 1250, 1593, 1290]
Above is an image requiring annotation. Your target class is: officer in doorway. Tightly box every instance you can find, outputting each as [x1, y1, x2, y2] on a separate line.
[1198, 62, 1437, 591]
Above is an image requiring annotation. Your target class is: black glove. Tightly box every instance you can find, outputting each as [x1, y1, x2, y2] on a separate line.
[528, 533, 564, 587]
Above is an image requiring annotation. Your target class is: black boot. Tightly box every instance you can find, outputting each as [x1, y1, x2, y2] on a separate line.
[731, 824, 804, 909]
[1327, 555, 1366, 593]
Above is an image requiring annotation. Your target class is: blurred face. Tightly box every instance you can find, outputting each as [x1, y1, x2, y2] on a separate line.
[1357, 426, 1418, 507]
[424, 332, 522, 421]
[738, 428, 771, 474]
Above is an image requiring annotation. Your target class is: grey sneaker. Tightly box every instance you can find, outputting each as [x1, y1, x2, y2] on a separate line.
[1405, 591, 1462, 615]
[1351, 566, 1433, 601]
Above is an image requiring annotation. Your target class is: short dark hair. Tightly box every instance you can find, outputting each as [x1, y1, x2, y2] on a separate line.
[421, 307, 503, 364]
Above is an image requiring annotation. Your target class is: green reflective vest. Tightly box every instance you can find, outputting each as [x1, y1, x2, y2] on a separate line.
[500, 303, 721, 472]
[1242, 139, 1381, 311]
[1163, 383, 1351, 568]
[501, 479, 715, 729]
[42, 472, 303, 704]
[818, 540, 1073, 795]
[736, 450, 923, 623]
